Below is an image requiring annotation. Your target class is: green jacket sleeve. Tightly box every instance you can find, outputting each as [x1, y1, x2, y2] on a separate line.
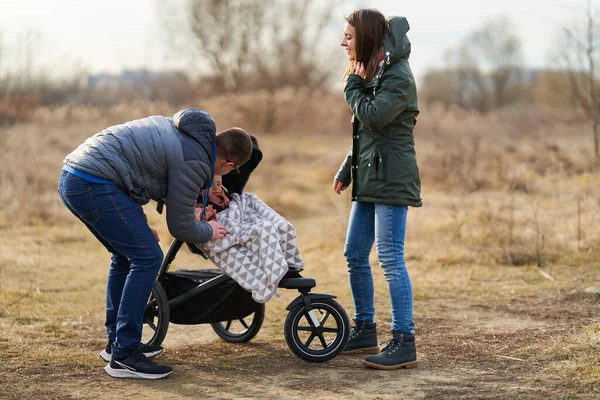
[344, 73, 410, 131]
[335, 150, 352, 186]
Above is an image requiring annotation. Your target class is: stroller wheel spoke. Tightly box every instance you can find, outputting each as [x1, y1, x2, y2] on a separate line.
[211, 304, 265, 343]
[317, 332, 328, 349]
[147, 320, 157, 331]
[319, 310, 331, 325]
[304, 332, 316, 347]
[219, 318, 252, 334]
[297, 312, 331, 350]
[297, 325, 314, 331]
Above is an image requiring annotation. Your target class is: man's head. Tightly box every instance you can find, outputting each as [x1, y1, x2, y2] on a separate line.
[215, 127, 253, 175]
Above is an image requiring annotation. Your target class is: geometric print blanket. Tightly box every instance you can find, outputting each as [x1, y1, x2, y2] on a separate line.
[198, 192, 304, 303]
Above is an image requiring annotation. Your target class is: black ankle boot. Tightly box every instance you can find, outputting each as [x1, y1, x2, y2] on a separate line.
[364, 331, 417, 369]
[343, 320, 379, 354]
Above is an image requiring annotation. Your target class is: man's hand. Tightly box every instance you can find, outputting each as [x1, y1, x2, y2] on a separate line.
[333, 179, 349, 195]
[150, 227, 160, 242]
[208, 220, 227, 240]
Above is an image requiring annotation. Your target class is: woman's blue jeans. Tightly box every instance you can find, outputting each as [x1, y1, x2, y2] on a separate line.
[344, 201, 414, 334]
[58, 170, 163, 358]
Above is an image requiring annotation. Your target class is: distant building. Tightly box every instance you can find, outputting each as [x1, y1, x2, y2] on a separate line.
[87, 69, 188, 90]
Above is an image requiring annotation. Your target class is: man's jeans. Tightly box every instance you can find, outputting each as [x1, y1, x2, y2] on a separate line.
[344, 201, 414, 334]
[58, 170, 163, 358]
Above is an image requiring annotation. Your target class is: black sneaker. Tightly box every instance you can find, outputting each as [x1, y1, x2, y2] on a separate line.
[104, 349, 172, 379]
[100, 340, 163, 362]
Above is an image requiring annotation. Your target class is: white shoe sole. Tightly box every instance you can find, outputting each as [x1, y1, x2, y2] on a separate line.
[100, 350, 111, 362]
[104, 364, 172, 379]
[100, 349, 163, 362]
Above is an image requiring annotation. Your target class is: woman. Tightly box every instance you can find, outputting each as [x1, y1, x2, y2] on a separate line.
[333, 9, 421, 370]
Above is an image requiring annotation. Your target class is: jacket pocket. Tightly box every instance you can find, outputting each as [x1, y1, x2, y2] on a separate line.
[368, 147, 385, 181]
[386, 153, 417, 183]
[63, 186, 101, 226]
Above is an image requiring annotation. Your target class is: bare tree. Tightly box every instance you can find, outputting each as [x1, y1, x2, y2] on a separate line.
[0, 28, 42, 97]
[559, 0, 600, 160]
[447, 46, 491, 111]
[421, 17, 525, 112]
[161, 0, 339, 93]
[186, 0, 262, 92]
[0, 31, 6, 98]
[157, 0, 340, 132]
[0, 28, 87, 124]
[466, 18, 524, 108]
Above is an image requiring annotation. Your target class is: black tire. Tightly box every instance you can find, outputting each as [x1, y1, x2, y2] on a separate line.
[211, 303, 265, 343]
[142, 281, 170, 346]
[284, 298, 350, 363]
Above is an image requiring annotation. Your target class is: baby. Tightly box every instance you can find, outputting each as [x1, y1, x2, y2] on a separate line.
[195, 175, 230, 222]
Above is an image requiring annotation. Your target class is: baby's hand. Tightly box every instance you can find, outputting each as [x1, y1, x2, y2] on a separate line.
[195, 204, 204, 221]
[196, 204, 217, 221]
[204, 204, 217, 221]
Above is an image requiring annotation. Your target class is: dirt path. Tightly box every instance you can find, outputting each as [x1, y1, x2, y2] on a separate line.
[2, 288, 595, 400]
[2, 130, 599, 398]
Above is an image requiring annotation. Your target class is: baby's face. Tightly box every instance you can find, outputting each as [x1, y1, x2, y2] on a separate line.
[210, 180, 223, 195]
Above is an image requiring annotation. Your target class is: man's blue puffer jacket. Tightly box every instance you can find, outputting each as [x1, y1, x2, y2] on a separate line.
[64, 108, 217, 244]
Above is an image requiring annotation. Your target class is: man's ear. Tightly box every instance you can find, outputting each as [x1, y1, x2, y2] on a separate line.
[213, 156, 224, 174]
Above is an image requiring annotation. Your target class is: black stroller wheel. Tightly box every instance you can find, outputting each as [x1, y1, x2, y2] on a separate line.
[284, 298, 350, 363]
[142, 281, 170, 346]
[211, 303, 265, 343]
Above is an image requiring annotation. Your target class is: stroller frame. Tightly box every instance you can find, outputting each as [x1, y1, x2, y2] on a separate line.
[141, 136, 350, 362]
[142, 238, 350, 362]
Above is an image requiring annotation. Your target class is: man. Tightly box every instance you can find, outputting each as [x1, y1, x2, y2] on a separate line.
[57, 108, 253, 379]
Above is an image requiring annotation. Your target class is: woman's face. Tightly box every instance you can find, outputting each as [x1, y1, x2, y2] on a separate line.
[340, 22, 356, 61]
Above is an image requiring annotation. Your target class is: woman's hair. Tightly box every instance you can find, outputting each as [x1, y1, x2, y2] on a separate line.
[342, 9, 389, 82]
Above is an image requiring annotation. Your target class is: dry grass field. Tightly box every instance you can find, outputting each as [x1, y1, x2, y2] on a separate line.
[1, 99, 599, 399]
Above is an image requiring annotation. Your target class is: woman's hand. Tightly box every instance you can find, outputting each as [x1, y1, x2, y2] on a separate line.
[333, 179, 348, 195]
[208, 220, 227, 240]
[351, 62, 366, 79]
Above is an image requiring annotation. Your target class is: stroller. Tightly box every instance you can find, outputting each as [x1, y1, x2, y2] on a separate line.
[142, 137, 350, 362]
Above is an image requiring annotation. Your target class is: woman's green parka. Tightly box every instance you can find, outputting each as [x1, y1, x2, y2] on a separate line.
[335, 16, 422, 207]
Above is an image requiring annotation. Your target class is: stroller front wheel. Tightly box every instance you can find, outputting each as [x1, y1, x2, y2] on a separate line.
[284, 298, 350, 363]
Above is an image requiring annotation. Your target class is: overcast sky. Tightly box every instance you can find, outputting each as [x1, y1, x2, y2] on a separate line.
[0, 0, 581, 80]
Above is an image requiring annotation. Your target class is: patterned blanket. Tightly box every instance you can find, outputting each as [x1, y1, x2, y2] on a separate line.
[197, 193, 304, 303]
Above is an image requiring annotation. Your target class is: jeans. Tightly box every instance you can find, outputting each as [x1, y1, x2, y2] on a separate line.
[344, 201, 414, 334]
[58, 170, 163, 358]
